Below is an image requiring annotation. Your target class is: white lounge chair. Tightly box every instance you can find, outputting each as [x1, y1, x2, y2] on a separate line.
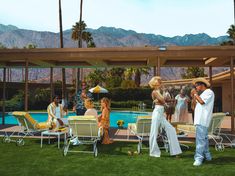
[63, 116, 102, 157]
[128, 116, 169, 153]
[177, 112, 226, 151]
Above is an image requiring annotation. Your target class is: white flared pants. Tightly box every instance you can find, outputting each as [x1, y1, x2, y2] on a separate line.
[149, 105, 182, 157]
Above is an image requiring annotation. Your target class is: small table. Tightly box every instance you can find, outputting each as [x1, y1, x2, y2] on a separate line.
[41, 130, 67, 149]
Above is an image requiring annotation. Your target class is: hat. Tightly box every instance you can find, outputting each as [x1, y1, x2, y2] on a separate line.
[192, 77, 210, 87]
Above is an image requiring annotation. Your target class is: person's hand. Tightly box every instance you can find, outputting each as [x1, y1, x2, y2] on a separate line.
[57, 118, 64, 126]
[191, 89, 197, 96]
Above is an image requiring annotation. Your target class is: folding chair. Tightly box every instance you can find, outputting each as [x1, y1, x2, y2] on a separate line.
[177, 112, 226, 151]
[63, 116, 102, 157]
[3, 111, 49, 146]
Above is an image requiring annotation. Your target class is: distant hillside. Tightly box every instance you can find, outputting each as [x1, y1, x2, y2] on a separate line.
[0, 24, 230, 83]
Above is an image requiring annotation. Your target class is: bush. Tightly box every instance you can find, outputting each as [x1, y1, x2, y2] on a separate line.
[109, 87, 152, 101]
[111, 100, 152, 109]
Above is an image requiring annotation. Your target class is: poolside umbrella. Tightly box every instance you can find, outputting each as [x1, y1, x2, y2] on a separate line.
[89, 85, 108, 100]
[89, 85, 108, 93]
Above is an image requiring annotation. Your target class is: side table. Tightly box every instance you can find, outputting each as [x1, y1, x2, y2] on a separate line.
[41, 130, 67, 149]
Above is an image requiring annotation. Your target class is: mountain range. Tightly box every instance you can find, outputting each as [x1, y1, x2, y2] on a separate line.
[0, 24, 230, 83]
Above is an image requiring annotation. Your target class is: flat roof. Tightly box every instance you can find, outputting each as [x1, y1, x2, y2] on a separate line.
[0, 46, 235, 68]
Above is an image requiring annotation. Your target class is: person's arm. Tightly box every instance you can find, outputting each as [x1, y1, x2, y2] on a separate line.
[185, 96, 190, 103]
[152, 90, 165, 104]
[60, 104, 63, 118]
[97, 110, 102, 122]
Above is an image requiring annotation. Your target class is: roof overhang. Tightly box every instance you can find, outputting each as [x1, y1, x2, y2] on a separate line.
[0, 46, 235, 68]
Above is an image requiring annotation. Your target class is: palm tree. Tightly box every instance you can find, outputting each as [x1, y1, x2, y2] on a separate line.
[58, 0, 66, 100]
[72, 0, 96, 91]
[227, 24, 235, 44]
[71, 21, 94, 47]
[234, 0, 235, 24]
[124, 67, 150, 87]
[181, 67, 207, 79]
[79, 0, 83, 48]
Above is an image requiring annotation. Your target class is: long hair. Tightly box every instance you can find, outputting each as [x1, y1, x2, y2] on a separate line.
[100, 97, 111, 112]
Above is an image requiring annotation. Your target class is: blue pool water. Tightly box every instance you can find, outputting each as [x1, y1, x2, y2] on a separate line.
[0, 111, 150, 128]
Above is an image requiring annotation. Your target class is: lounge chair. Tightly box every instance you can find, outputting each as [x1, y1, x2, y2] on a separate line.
[128, 116, 170, 153]
[3, 111, 50, 146]
[177, 112, 226, 151]
[63, 116, 102, 157]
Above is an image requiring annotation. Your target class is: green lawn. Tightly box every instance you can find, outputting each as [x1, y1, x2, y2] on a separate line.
[0, 138, 235, 176]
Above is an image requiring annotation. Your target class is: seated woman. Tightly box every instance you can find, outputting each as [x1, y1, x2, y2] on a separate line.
[70, 99, 98, 145]
[84, 98, 98, 119]
[98, 97, 113, 144]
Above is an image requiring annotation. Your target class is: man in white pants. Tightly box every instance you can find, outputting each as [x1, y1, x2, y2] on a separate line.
[191, 78, 215, 166]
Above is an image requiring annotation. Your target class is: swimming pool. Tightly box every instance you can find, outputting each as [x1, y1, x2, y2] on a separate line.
[0, 111, 150, 128]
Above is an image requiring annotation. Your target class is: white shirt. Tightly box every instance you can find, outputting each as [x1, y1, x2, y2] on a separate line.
[194, 89, 215, 127]
[55, 106, 61, 118]
[84, 108, 98, 118]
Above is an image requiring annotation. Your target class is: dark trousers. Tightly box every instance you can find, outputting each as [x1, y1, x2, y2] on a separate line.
[76, 109, 86, 115]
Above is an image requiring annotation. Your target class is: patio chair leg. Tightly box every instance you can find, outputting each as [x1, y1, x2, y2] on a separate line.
[63, 140, 71, 156]
[137, 140, 142, 154]
[93, 141, 98, 157]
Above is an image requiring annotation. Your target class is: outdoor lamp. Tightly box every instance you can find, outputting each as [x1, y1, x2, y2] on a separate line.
[158, 46, 167, 51]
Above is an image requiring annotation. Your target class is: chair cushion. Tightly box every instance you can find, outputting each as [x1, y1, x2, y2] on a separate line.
[177, 124, 196, 133]
[68, 116, 96, 120]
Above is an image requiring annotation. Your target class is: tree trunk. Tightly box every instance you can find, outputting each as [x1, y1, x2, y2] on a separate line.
[134, 69, 141, 87]
[59, 0, 66, 99]
[77, 0, 83, 91]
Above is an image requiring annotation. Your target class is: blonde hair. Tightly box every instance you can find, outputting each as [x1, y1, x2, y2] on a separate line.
[148, 76, 162, 89]
[100, 97, 111, 111]
[84, 98, 94, 109]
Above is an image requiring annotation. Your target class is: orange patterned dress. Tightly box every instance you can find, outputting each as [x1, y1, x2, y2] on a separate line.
[98, 108, 113, 144]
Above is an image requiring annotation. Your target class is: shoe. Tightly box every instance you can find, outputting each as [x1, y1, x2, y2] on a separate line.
[193, 160, 202, 166]
[71, 138, 80, 146]
[150, 154, 160, 157]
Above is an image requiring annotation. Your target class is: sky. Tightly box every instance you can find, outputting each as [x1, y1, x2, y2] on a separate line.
[0, 0, 234, 37]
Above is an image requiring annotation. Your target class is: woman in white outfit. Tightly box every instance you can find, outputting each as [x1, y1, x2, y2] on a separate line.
[47, 95, 64, 129]
[174, 89, 190, 123]
[149, 76, 182, 157]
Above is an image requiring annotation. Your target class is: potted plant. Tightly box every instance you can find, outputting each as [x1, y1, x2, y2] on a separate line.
[117, 120, 125, 129]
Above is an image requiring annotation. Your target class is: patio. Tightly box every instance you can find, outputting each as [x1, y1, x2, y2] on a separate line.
[0, 113, 233, 141]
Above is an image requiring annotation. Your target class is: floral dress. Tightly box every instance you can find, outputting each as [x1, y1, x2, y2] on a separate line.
[99, 108, 112, 144]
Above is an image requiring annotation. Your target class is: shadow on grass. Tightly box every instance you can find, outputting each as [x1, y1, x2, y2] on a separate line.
[208, 156, 235, 165]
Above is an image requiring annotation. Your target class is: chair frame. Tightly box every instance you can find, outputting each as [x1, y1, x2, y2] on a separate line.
[3, 111, 48, 146]
[128, 117, 169, 153]
[177, 112, 226, 151]
[63, 116, 102, 157]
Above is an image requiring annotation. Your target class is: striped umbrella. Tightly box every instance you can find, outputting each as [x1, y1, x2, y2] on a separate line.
[89, 85, 108, 93]
[89, 85, 108, 101]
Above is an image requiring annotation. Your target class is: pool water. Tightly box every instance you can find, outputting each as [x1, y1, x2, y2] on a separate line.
[0, 111, 150, 128]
